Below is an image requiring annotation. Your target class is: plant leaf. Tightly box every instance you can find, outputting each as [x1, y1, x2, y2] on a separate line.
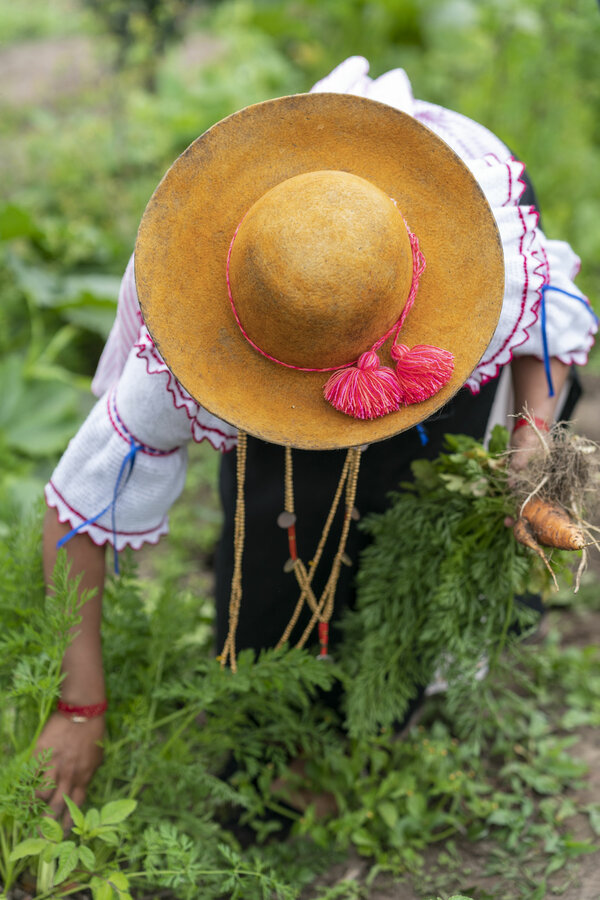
[78, 844, 96, 870]
[54, 842, 79, 885]
[99, 798, 137, 826]
[84, 807, 101, 831]
[0, 203, 43, 240]
[9, 837, 48, 860]
[64, 794, 86, 831]
[91, 876, 115, 900]
[377, 801, 399, 829]
[107, 869, 130, 892]
[39, 816, 64, 842]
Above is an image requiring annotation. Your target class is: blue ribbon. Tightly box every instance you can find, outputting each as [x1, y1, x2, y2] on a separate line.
[57, 435, 141, 574]
[416, 423, 429, 446]
[539, 284, 598, 399]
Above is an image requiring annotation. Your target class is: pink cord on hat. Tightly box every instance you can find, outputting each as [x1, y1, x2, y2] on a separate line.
[226, 214, 454, 419]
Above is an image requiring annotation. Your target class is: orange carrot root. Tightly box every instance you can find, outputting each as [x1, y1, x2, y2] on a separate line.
[521, 497, 585, 551]
[513, 517, 558, 589]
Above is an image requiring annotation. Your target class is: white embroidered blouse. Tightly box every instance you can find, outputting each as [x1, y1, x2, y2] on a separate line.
[45, 56, 597, 550]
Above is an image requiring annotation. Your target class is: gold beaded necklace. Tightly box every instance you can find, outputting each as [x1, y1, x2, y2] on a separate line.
[219, 433, 362, 671]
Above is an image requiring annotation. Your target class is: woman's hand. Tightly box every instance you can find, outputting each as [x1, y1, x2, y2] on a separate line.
[504, 421, 549, 530]
[508, 418, 549, 475]
[504, 354, 566, 526]
[36, 712, 105, 824]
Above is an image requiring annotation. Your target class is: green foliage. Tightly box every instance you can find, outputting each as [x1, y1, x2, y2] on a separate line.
[0, 518, 86, 748]
[298, 721, 496, 868]
[340, 428, 555, 737]
[0, 519, 89, 892]
[0, 203, 121, 526]
[8, 796, 298, 900]
[0, 519, 321, 898]
[82, 0, 202, 89]
[1, 501, 598, 898]
[9, 797, 138, 898]
[96, 556, 342, 850]
[211, 0, 425, 82]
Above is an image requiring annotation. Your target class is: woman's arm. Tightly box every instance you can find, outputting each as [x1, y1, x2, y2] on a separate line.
[36, 507, 107, 821]
[509, 354, 570, 469]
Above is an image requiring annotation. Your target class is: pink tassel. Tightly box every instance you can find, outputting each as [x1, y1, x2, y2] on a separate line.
[323, 350, 402, 419]
[391, 344, 455, 405]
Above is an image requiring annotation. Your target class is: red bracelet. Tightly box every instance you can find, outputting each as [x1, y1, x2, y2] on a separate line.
[513, 416, 550, 434]
[57, 699, 107, 722]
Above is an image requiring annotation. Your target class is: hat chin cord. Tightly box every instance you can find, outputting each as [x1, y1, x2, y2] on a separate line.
[226, 217, 455, 420]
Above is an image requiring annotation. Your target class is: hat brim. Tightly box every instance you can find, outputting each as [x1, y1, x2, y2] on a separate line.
[135, 92, 504, 450]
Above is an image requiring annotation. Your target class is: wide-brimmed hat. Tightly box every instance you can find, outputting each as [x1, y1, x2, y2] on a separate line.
[135, 92, 504, 450]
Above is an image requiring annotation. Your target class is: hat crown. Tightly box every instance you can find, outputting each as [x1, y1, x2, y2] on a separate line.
[228, 170, 413, 369]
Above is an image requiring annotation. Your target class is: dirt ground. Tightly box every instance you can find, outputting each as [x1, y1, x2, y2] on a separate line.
[0, 32, 221, 106]
[2, 35, 599, 900]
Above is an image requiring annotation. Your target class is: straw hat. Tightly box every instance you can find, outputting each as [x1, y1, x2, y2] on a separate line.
[135, 92, 504, 450]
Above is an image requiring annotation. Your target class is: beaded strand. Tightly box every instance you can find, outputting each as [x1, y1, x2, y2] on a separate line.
[277, 449, 353, 647]
[296, 447, 362, 651]
[219, 437, 363, 669]
[219, 429, 247, 672]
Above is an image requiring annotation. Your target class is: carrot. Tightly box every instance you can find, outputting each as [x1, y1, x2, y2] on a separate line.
[513, 517, 558, 589]
[521, 497, 585, 550]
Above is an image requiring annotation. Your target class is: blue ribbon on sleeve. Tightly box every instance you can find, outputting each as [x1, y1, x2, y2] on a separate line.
[539, 284, 598, 399]
[56, 435, 141, 574]
[416, 423, 429, 446]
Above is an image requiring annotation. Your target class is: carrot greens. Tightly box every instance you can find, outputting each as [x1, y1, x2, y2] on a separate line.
[340, 427, 562, 738]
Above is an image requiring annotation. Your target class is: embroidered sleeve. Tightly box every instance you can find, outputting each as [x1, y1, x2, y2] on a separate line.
[510, 235, 597, 369]
[134, 325, 237, 451]
[463, 156, 597, 392]
[45, 335, 197, 550]
[46, 310, 241, 549]
[45, 389, 188, 551]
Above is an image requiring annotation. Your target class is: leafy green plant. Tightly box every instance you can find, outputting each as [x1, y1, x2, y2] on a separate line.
[0, 0, 93, 42]
[0, 516, 338, 898]
[1, 483, 598, 898]
[0, 521, 87, 895]
[9, 798, 300, 900]
[0, 203, 121, 528]
[82, 0, 201, 89]
[340, 427, 556, 737]
[9, 798, 138, 900]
